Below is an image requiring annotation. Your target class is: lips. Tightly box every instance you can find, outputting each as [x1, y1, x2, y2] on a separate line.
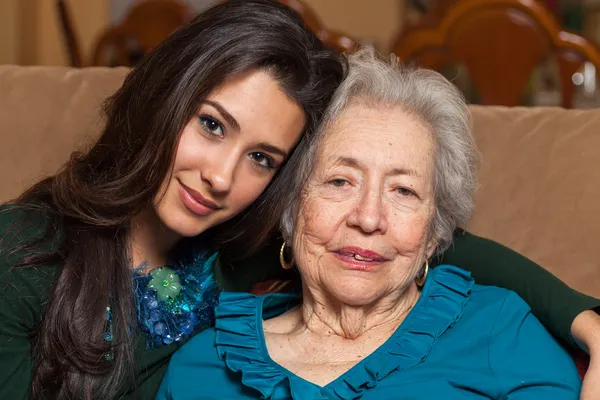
[336, 246, 388, 262]
[178, 181, 220, 210]
[177, 180, 222, 217]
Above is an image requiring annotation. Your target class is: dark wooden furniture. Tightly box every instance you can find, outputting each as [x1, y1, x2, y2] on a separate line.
[56, 0, 194, 67]
[393, 0, 600, 108]
[278, 0, 359, 53]
[56, 0, 83, 67]
[92, 0, 194, 67]
[56, 0, 357, 68]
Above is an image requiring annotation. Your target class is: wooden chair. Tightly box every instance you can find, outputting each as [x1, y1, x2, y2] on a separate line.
[277, 0, 359, 53]
[56, 0, 83, 67]
[393, 0, 600, 108]
[92, 0, 194, 67]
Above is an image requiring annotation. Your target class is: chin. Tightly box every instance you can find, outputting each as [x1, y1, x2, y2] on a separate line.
[160, 210, 217, 238]
[326, 276, 382, 306]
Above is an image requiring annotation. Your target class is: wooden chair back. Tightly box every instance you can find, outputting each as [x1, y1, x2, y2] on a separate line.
[56, 0, 83, 67]
[92, 0, 194, 67]
[277, 0, 359, 53]
[393, 0, 600, 108]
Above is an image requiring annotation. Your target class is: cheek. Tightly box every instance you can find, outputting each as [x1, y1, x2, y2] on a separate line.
[390, 209, 431, 255]
[295, 195, 345, 245]
[292, 195, 349, 273]
[228, 177, 270, 213]
[171, 125, 201, 173]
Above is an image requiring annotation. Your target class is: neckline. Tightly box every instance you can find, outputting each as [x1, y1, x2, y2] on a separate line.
[214, 265, 475, 399]
[255, 282, 430, 391]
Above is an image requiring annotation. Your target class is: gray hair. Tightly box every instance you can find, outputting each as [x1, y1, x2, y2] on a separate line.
[280, 47, 478, 254]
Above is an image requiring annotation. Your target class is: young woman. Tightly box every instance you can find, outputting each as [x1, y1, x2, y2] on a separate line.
[0, 1, 344, 399]
[0, 1, 598, 400]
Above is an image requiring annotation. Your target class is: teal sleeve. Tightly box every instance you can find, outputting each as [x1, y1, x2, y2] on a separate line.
[154, 361, 171, 400]
[489, 291, 580, 399]
[439, 231, 600, 348]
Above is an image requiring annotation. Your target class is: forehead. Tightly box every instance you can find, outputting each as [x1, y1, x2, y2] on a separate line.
[205, 69, 306, 148]
[318, 102, 435, 170]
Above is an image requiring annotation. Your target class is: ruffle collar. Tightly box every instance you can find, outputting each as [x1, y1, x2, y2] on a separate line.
[214, 265, 474, 399]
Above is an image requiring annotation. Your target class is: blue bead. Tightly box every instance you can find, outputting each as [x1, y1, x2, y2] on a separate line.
[181, 321, 194, 334]
[154, 322, 167, 335]
[180, 303, 191, 312]
[150, 309, 161, 322]
[163, 335, 174, 344]
[147, 298, 159, 309]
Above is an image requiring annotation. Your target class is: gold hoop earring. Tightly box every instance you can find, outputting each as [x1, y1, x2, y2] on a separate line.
[415, 259, 429, 287]
[279, 242, 294, 270]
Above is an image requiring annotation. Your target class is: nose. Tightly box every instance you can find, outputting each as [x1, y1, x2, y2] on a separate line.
[346, 184, 387, 234]
[201, 152, 238, 194]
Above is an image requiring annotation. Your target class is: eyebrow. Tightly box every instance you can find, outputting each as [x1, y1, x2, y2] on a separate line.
[202, 100, 288, 159]
[202, 100, 240, 132]
[256, 142, 288, 159]
[336, 156, 421, 177]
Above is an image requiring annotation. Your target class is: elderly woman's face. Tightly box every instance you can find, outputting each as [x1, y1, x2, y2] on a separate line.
[293, 102, 436, 306]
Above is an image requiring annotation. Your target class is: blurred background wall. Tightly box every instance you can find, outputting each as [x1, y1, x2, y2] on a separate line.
[0, 0, 405, 66]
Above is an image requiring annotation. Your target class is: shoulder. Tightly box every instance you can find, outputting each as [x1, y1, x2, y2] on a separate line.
[0, 205, 61, 325]
[170, 326, 220, 370]
[429, 265, 521, 313]
[0, 204, 57, 264]
[430, 265, 523, 309]
[470, 284, 525, 310]
[478, 290, 581, 395]
[464, 284, 530, 324]
[0, 204, 61, 280]
[431, 268, 531, 338]
[0, 204, 51, 237]
[161, 327, 232, 398]
[168, 290, 292, 368]
[470, 286, 575, 371]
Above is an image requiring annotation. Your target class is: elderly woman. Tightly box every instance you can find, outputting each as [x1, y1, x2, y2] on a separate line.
[156, 49, 581, 399]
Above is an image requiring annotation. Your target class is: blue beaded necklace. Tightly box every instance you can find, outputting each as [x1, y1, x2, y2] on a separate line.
[105, 239, 221, 350]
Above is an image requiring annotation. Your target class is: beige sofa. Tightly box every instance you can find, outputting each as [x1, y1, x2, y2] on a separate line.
[1, 66, 598, 297]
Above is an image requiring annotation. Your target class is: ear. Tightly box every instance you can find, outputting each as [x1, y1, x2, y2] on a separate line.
[425, 236, 439, 259]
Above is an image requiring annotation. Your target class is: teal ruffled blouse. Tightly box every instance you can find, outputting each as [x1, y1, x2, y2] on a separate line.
[156, 266, 581, 399]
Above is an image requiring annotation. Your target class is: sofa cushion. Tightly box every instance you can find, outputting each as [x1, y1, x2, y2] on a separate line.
[469, 106, 600, 297]
[0, 66, 127, 203]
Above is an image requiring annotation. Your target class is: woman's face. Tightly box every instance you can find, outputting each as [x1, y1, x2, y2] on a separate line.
[155, 69, 305, 238]
[294, 102, 437, 306]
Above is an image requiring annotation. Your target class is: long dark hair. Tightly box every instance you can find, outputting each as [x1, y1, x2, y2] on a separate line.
[1, 1, 344, 398]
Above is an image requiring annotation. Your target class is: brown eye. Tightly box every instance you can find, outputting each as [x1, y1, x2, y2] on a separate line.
[330, 179, 348, 187]
[198, 115, 224, 137]
[397, 187, 415, 197]
[249, 152, 275, 170]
